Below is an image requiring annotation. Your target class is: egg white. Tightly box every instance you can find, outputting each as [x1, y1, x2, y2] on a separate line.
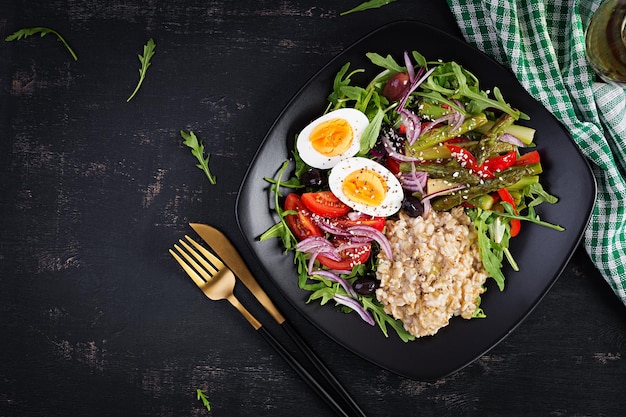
[328, 157, 403, 217]
[296, 108, 369, 169]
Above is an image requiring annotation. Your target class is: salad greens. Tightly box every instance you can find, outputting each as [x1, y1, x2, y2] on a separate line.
[261, 50, 562, 341]
[5, 27, 78, 61]
[261, 161, 416, 342]
[180, 130, 217, 184]
[127, 38, 156, 102]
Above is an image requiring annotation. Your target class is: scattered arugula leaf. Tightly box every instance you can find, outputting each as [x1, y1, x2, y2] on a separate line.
[127, 38, 156, 102]
[5, 27, 78, 61]
[196, 389, 211, 412]
[340, 0, 398, 16]
[180, 130, 217, 184]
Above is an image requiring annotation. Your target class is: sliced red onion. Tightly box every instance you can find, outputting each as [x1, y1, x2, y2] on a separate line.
[335, 240, 370, 253]
[381, 131, 423, 162]
[422, 198, 432, 218]
[348, 225, 393, 261]
[399, 169, 428, 193]
[311, 270, 358, 299]
[347, 211, 361, 221]
[296, 236, 334, 253]
[404, 51, 415, 84]
[451, 99, 466, 113]
[312, 217, 352, 236]
[419, 114, 456, 136]
[498, 132, 526, 147]
[398, 66, 436, 111]
[450, 110, 465, 132]
[399, 108, 422, 145]
[333, 294, 375, 326]
[421, 184, 468, 203]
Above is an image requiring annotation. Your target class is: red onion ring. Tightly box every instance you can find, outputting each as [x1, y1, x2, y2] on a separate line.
[333, 294, 375, 326]
[348, 225, 393, 261]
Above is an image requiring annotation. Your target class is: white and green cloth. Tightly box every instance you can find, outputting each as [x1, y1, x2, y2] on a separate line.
[446, 0, 626, 304]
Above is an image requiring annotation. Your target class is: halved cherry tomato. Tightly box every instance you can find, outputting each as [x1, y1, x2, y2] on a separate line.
[317, 236, 371, 271]
[385, 157, 401, 175]
[514, 150, 540, 166]
[301, 191, 350, 218]
[497, 188, 521, 237]
[335, 215, 386, 231]
[284, 193, 323, 240]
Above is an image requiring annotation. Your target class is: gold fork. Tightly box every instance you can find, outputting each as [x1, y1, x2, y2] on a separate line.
[170, 237, 261, 329]
[169, 236, 353, 417]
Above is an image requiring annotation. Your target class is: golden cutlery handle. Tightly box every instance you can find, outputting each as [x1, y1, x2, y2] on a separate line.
[227, 294, 262, 330]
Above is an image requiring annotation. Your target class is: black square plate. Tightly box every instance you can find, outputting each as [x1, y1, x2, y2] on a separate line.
[235, 21, 596, 380]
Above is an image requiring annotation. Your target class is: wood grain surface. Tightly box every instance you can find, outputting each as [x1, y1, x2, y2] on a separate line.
[1, 1, 625, 416]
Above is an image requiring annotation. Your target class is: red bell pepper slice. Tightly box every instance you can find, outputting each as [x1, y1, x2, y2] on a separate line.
[514, 150, 540, 166]
[497, 188, 521, 237]
[482, 151, 517, 173]
[445, 144, 495, 179]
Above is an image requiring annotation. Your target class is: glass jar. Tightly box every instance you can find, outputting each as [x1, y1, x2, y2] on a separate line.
[585, 0, 626, 85]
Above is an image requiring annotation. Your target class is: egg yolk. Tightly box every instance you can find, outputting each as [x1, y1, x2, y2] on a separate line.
[341, 168, 388, 207]
[309, 118, 354, 157]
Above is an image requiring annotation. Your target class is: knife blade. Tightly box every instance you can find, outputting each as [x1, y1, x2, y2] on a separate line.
[189, 223, 285, 324]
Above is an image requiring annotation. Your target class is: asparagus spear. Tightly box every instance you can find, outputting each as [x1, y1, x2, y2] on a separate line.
[431, 165, 536, 211]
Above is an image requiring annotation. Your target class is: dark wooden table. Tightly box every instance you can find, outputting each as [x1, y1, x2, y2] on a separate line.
[2, 1, 626, 416]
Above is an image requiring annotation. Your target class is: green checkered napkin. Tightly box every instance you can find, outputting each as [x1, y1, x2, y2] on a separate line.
[446, 0, 626, 304]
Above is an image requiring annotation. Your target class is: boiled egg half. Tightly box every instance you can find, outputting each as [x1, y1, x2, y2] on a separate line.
[296, 108, 369, 169]
[328, 157, 403, 217]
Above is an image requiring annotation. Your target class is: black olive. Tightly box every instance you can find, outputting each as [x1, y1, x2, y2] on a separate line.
[301, 168, 327, 189]
[382, 72, 411, 102]
[402, 194, 424, 217]
[353, 276, 378, 296]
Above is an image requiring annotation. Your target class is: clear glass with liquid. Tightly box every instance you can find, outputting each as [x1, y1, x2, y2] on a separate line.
[585, 0, 626, 85]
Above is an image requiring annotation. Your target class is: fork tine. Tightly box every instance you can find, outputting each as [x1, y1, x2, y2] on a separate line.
[184, 235, 226, 270]
[169, 248, 206, 288]
[177, 239, 219, 276]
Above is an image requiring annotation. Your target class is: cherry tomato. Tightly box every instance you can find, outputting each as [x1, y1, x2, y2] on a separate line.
[335, 215, 386, 231]
[385, 157, 402, 175]
[301, 191, 350, 218]
[317, 237, 371, 271]
[284, 193, 323, 240]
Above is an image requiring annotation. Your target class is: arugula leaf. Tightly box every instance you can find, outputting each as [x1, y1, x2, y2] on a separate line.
[365, 52, 405, 73]
[196, 389, 211, 412]
[361, 297, 415, 342]
[469, 209, 506, 291]
[421, 61, 528, 120]
[5, 27, 78, 61]
[359, 108, 384, 155]
[327, 62, 365, 110]
[260, 161, 299, 250]
[340, 0, 398, 16]
[180, 130, 217, 184]
[127, 38, 156, 102]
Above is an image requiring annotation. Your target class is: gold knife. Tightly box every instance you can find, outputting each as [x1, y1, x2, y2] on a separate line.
[189, 223, 285, 324]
